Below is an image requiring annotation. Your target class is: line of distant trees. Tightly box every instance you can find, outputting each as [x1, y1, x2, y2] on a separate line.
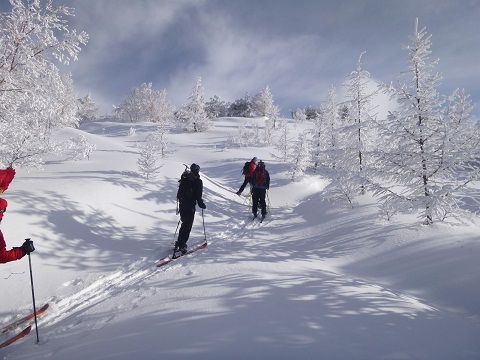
[110, 78, 281, 131]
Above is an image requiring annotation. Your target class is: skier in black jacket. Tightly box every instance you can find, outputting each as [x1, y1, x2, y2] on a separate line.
[175, 163, 206, 254]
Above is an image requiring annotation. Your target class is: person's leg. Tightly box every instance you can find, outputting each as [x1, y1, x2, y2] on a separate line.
[177, 206, 195, 249]
[237, 177, 250, 194]
[251, 189, 259, 217]
[259, 189, 267, 217]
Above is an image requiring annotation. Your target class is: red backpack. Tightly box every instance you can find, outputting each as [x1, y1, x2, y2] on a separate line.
[254, 166, 265, 186]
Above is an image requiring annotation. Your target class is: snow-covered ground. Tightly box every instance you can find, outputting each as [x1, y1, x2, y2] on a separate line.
[1, 117, 479, 359]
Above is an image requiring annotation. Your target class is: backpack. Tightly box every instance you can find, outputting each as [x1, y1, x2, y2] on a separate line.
[254, 167, 265, 186]
[177, 170, 196, 203]
[241, 161, 250, 175]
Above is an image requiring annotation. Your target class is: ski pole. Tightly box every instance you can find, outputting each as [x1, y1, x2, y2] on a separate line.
[26, 239, 39, 344]
[172, 219, 181, 244]
[266, 189, 271, 214]
[248, 185, 252, 211]
[201, 209, 207, 243]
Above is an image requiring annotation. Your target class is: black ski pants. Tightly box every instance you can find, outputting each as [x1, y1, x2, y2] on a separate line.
[251, 187, 267, 217]
[177, 204, 196, 247]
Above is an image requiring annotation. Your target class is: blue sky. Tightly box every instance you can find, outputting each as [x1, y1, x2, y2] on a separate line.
[13, 0, 480, 117]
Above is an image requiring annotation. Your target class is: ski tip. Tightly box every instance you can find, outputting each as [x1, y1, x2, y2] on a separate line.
[24, 326, 32, 335]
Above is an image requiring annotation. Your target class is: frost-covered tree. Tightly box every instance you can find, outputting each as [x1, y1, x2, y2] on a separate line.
[292, 108, 307, 124]
[344, 52, 377, 174]
[227, 93, 254, 118]
[374, 19, 480, 224]
[175, 77, 211, 132]
[304, 106, 321, 120]
[65, 134, 96, 161]
[227, 122, 261, 148]
[311, 87, 340, 172]
[137, 134, 163, 180]
[253, 85, 280, 128]
[77, 93, 100, 125]
[289, 131, 311, 181]
[336, 52, 379, 196]
[274, 120, 291, 162]
[150, 89, 174, 126]
[253, 86, 273, 116]
[114, 86, 143, 122]
[147, 125, 170, 157]
[205, 95, 229, 118]
[114, 83, 174, 125]
[311, 86, 366, 205]
[0, 0, 88, 168]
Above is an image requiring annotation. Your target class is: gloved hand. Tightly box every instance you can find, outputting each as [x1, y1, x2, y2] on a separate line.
[198, 201, 206, 209]
[21, 239, 35, 256]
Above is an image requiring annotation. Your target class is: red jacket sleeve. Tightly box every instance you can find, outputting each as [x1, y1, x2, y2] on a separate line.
[0, 230, 23, 264]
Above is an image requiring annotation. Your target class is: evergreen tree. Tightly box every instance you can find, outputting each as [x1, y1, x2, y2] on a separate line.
[137, 135, 163, 180]
[289, 131, 311, 181]
[175, 77, 211, 132]
[292, 108, 307, 124]
[342, 52, 378, 194]
[274, 120, 291, 162]
[374, 19, 480, 224]
[311, 87, 339, 172]
[304, 106, 321, 120]
[148, 125, 169, 157]
[253, 86, 274, 116]
[205, 95, 229, 118]
[227, 93, 254, 118]
[253, 85, 280, 128]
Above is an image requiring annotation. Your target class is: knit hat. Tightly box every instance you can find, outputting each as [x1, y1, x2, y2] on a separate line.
[190, 163, 200, 174]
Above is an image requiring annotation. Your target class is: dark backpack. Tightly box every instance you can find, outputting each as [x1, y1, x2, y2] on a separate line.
[254, 168, 265, 186]
[177, 170, 196, 203]
[241, 161, 250, 175]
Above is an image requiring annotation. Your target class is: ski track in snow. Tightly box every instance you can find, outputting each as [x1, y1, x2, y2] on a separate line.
[38, 179, 279, 333]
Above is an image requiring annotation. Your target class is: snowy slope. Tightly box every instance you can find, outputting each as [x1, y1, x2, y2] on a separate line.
[1, 117, 479, 360]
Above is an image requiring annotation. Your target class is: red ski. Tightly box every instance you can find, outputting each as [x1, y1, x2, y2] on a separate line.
[156, 241, 207, 267]
[0, 326, 32, 349]
[1, 304, 49, 335]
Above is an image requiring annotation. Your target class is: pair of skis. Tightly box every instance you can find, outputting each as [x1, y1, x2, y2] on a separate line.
[0, 304, 49, 349]
[253, 214, 266, 223]
[156, 241, 207, 267]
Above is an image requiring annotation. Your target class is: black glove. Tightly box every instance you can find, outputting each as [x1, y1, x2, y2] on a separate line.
[198, 201, 206, 209]
[21, 239, 35, 256]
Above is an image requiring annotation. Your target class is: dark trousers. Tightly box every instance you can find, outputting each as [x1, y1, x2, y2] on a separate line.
[177, 205, 195, 247]
[252, 188, 267, 216]
[238, 176, 252, 194]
